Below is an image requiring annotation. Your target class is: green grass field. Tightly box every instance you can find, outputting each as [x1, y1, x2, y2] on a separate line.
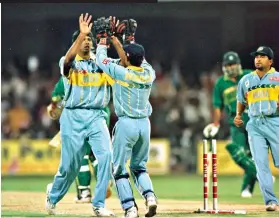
[2, 175, 279, 217]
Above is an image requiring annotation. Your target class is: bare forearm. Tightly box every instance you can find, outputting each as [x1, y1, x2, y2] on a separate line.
[111, 36, 128, 67]
[64, 33, 87, 66]
[213, 108, 221, 125]
[236, 101, 246, 116]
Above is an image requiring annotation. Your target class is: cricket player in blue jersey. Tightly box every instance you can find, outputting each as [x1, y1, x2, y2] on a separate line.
[235, 46, 279, 212]
[45, 13, 114, 217]
[94, 18, 157, 218]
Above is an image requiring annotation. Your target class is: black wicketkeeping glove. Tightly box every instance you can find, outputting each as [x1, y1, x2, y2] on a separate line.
[124, 19, 137, 44]
[93, 17, 112, 44]
[114, 19, 137, 45]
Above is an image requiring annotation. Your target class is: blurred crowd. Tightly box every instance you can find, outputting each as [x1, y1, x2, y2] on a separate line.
[1, 55, 231, 172]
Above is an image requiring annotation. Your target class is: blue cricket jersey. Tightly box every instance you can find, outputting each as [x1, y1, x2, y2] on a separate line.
[59, 54, 110, 109]
[237, 67, 279, 117]
[96, 45, 156, 118]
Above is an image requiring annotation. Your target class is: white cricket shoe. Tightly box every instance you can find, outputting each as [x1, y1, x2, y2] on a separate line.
[241, 188, 252, 198]
[124, 206, 139, 218]
[266, 203, 279, 211]
[145, 196, 157, 217]
[93, 207, 115, 217]
[45, 183, 56, 215]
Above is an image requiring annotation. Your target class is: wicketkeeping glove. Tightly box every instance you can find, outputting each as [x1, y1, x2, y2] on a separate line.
[114, 19, 137, 45]
[203, 123, 220, 138]
[125, 19, 137, 43]
[93, 17, 112, 44]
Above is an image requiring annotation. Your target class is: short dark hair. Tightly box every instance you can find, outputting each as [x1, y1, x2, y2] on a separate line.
[127, 55, 144, 67]
[72, 30, 94, 43]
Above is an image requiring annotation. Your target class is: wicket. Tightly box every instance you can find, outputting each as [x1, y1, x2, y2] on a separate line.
[195, 139, 247, 215]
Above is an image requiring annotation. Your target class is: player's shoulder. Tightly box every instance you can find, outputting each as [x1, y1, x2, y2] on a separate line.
[239, 72, 253, 85]
[215, 75, 225, 85]
[58, 56, 66, 66]
[242, 69, 253, 75]
[271, 68, 279, 75]
[59, 56, 65, 62]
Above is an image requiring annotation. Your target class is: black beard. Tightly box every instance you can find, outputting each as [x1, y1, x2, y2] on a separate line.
[83, 50, 90, 55]
[255, 66, 264, 71]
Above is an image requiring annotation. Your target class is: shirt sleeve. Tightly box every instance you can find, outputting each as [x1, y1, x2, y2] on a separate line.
[51, 77, 65, 102]
[141, 58, 156, 82]
[59, 56, 73, 78]
[212, 80, 223, 109]
[110, 58, 121, 64]
[96, 45, 127, 81]
[59, 56, 66, 76]
[236, 77, 246, 105]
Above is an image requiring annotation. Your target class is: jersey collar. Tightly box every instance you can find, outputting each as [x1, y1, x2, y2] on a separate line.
[127, 65, 144, 72]
[75, 54, 95, 61]
[252, 67, 276, 75]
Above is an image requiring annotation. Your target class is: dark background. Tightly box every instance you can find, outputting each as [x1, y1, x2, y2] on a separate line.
[2, 2, 279, 75]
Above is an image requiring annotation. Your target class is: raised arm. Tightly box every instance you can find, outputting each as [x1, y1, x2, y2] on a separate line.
[96, 43, 127, 80]
[110, 36, 128, 67]
[62, 13, 93, 77]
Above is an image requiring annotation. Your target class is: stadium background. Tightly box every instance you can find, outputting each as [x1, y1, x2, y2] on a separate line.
[1, 2, 279, 217]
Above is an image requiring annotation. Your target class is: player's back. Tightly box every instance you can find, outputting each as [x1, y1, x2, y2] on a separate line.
[112, 59, 156, 118]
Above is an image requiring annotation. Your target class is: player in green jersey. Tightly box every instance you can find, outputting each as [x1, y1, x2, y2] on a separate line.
[203, 51, 257, 198]
[47, 76, 112, 203]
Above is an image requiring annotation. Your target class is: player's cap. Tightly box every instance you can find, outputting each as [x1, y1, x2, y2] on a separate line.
[222, 51, 241, 66]
[123, 43, 145, 59]
[250, 46, 274, 59]
[123, 43, 145, 66]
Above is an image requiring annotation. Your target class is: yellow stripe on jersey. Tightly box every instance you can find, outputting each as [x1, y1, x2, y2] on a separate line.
[103, 73, 130, 87]
[127, 66, 144, 72]
[125, 72, 152, 83]
[247, 87, 279, 103]
[69, 70, 107, 87]
[104, 74, 115, 86]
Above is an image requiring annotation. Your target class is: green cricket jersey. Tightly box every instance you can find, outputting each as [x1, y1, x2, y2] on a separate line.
[213, 69, 252, 125]
[51, 77, 65, 103]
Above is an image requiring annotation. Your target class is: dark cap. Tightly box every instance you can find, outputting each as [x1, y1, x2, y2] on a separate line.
[250, 46, 274, 59]
[222, 51, 241, 66]
[123, 43, 145, 58]
[123, 43, 145, 66]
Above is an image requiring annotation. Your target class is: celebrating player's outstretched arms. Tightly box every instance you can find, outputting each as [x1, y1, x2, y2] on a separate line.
[45, 13, 114, 217]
